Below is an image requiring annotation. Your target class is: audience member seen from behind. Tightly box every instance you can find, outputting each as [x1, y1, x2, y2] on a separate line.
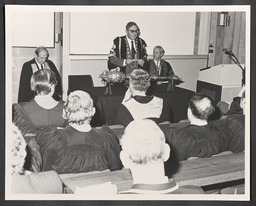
[224, 86, 245, 116]
[108, 69, 171, 127]
[11, 124, 64, 194]
[36, 90, 123, 174]
[216, 87, 246, 194]
[18, 46, 62, 103]
[108, 22, 148, 75]
[220, 86, 245, 153]
[161, 93, 232, 176]
[15, 69, 66, 133]
[119, 119, 203, 194]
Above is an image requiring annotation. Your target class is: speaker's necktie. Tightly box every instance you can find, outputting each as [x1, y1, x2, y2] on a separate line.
[41, 64, 44, 69]
[157, 61, 160, 75]
[131, 41, 136, 59]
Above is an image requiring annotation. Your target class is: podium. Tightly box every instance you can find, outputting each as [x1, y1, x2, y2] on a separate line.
[197, 64, 243, 104]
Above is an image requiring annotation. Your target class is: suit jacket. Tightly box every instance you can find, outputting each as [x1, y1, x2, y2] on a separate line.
[36, 126, 122, 173]
[225, 114, 245, 153]
[108, 36, 148, 74]
[18, 58, 62, 103]
[147, 59, 174, 77]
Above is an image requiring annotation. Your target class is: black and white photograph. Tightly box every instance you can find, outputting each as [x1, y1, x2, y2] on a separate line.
[3, 3, 253, 203]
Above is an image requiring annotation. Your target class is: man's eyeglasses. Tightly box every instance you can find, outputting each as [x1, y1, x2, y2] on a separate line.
[128, 30, 138, 33]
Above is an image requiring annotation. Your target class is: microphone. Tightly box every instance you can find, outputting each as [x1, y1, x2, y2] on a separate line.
[223, 48, 233, 55]
[223, 48, 244, 72]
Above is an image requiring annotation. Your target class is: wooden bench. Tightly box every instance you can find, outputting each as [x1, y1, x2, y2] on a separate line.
[59, 152, 245, 193]
[107, 121, 191, 140]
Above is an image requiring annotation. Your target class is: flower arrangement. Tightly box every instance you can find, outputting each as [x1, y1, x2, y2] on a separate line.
[12, 124, 27, 175]
[99, 70, 183, 95]
[99, 70, 126, 84]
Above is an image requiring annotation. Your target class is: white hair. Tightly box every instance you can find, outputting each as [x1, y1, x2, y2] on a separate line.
[121, 119, 166, 165]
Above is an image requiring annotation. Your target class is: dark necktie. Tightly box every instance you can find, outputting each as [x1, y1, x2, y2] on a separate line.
[131, 41, 136, 59]
[157, 61, 160, 75]
[41, 64, 44, 69]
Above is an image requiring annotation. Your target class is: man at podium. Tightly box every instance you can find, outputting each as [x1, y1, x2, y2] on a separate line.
[107, 22, 148, 75]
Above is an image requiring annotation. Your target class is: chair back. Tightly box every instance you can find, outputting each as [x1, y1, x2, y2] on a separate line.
[68, 75, 94, 94]
[12, 103, 38, 136]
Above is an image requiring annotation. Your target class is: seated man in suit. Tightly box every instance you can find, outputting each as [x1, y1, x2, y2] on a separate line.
[108, 69, 171, 127]
[147, 46, 175, 77]
[146, 45, 182, 93]
[119, 119, 203, 194]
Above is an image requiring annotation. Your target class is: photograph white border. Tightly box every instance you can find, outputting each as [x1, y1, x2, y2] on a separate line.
[5, 5, 251, 201]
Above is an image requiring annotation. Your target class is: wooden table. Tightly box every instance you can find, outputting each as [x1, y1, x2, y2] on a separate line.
[59, 152, 245, 193]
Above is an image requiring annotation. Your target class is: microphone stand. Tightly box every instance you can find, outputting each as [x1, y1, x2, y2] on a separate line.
[225, 51, 245, 86]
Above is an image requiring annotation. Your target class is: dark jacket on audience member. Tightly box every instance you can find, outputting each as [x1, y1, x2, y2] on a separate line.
[160, 121, 232, 177]
[21, 99, 66, 129]
[216, 95, 245, 152]
[108, 95, 171, 127]
[36, 126, 123, 174]
[222, 114, 245, 153]
[12, 100, 67, 138]
[225, 96, 243, 116]
[162, 121, 232, 161]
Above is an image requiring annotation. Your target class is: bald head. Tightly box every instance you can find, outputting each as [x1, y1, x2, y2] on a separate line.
[188, 93, 215, 121]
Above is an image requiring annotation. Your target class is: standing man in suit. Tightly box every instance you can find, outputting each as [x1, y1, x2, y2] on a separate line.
[108, 22, 148, 75]
[18, 46, 62, 103]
